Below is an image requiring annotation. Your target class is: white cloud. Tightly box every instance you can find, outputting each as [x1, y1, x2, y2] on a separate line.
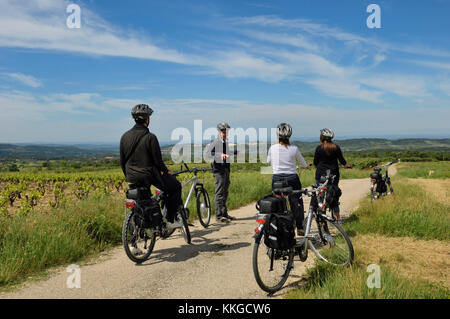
[360, 75, 429, 98]
[3, 72, 43, 88]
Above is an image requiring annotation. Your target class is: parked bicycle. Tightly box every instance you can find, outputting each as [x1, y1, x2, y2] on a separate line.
[370, 161, 394, 200]
[171, 163, 212, 228]
[252, 171, 354, 293]
[122, 183, 191, 264]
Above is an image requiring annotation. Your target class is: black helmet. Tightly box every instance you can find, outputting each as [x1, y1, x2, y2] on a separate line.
[320, 128, 334, 140]
[131, 104, 153, 121]
[217, 122, 230, 131]
[277, 123, 292, 139]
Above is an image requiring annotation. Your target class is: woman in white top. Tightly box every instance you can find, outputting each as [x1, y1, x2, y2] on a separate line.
[267, 123, 311, 235]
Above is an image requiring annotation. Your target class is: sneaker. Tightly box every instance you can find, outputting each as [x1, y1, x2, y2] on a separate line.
[224, 214, 236, 221]
[166, 219, 183, 229]
[216, 216, 229, 223]
[130, 246, 143, 256]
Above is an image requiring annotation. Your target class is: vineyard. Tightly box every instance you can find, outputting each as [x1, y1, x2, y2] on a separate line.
[0, 171, 126, 216]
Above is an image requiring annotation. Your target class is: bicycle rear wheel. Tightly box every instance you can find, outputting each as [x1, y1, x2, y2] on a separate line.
[122, 210, 156, 263]
[196, 188, 211, 228]
[178, 208, 191, 244]
[309, 215, 353, 266]
[252, 232, 295, 293]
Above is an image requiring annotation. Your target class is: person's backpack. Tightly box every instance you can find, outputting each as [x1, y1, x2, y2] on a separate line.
[325, 184, 342, 208]
[133, 199, 162, 228]
[263, 213, 296, 250]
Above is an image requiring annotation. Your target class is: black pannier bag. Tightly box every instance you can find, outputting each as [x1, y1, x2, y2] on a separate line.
[126, 187, 151, 200]
[263, 213, 296, 250]
[133, 199, 162, 228]
[370, 172, 381, 180]
[256, 194, 286, 214]
[376, 180, 388, 193]
[325, 184, 342, 208]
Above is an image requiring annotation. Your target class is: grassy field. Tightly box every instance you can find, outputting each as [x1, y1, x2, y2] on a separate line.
[285, 161, 450, 299]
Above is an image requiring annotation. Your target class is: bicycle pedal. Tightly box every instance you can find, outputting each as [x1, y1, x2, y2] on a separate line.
[188, 223, 195, 227]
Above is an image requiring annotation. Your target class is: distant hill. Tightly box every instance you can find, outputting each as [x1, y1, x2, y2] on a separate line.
[1, 138, 449, 160]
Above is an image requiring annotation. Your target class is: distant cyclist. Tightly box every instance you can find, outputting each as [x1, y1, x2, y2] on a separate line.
[313, 128, 350, 222]
[267, 123, 312, 236]
[120, 104, 183, 230]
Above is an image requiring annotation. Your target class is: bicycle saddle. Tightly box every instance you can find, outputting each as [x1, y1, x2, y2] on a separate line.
[374, 168, 382, 172]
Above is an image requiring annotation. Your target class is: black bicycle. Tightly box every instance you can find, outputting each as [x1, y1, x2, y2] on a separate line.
[122, 182, 191, 264]
[370, 161, 394, 200]
[252, 171, 354, 293]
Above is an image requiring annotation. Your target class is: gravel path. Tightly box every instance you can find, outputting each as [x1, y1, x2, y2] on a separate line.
[1, 177, 372, 299]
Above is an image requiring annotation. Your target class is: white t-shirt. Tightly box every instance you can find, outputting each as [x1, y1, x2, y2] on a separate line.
[267, 144, 308, 174]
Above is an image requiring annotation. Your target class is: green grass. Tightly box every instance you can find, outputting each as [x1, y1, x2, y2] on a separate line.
[397, 161, 450, 179]
[0, 195, 123, 287]
[285, 258, 449, 299]
[344, 178, 450, 241]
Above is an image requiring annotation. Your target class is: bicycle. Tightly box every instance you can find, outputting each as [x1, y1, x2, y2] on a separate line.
[252, 171, 354, 293]
[122, 181, 192, 264]
[370, 161, 394, 200]
[169, 163, 212, 228]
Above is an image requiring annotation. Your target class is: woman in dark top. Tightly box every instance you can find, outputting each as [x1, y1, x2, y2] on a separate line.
[313, 128, 350, 221]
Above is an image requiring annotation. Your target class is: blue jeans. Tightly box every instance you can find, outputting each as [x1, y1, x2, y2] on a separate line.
[272, 174, 304, 230]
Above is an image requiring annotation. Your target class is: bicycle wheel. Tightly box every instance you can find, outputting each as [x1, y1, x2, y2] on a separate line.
[252, 231, 295, 293]
[177, 208, 191, 244]
[196, 188, 211, 228]
[122, 210, 156, 263]
[310, 215, 353, 266]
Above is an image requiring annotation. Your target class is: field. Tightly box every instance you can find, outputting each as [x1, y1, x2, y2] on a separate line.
[0, 159, 449, 296]
[285, 161, 450, 299]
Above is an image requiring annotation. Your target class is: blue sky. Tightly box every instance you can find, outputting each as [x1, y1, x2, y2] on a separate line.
[0, 0, 449, 143]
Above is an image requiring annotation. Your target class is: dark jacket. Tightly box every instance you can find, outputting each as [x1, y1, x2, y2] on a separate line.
[120, 123, 168, 185]
[313, 144, 347, 182]
[205, 137, 238, 174]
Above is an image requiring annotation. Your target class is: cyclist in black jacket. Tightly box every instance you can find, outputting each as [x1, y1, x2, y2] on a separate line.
[313, 128, 350, 221]
[120, 104, 182, 229]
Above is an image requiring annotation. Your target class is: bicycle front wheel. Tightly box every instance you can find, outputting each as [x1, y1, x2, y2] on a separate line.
[196, 188, 211, 228]
[122, 210, 156, 263]
[252, 232, 295, 293]
[310, 215, 353, 266]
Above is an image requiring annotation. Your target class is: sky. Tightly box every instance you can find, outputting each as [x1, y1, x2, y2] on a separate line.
[0, 0, 449, 144]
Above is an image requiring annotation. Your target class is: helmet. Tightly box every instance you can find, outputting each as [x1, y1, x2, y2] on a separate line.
[320, 128, 334, 140]
[217, 122, 230, 131]
[131, 104, 153, 121]
[277, 123, 292, 138]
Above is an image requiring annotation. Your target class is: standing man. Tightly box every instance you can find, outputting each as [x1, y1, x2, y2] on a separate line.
[120, 104, 183, 230]
[205, 122, 238, 223]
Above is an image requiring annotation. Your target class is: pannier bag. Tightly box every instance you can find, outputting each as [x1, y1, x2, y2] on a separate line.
[256, 194, 286, 214]
[263, 213, 296, 250]
[370, 172, 381, 180]
[376, 180, 388, 194]
[126, 187, 151, 200]
[325, 184, 342, 208]
[133, 199, 162, 228]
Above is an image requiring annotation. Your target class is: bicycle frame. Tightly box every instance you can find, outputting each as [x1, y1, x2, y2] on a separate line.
[180, 175, 199, 209]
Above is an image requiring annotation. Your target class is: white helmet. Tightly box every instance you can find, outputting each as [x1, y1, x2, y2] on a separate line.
[320, 128, 334, 140]
[277, 123, 292, 139]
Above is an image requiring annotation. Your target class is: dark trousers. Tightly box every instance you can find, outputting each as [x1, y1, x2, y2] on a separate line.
[272, 174, 304, 230]
[153, 174, 182, 222]
[213, 169, 230, 218]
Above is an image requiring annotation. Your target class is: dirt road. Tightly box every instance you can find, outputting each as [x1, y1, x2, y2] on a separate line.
[1, 178, 371, 299]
